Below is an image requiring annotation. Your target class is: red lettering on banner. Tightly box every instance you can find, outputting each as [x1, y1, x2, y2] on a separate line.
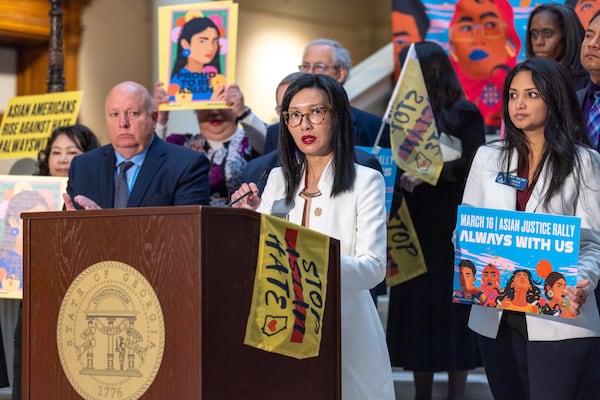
[285, 228, 308, 343]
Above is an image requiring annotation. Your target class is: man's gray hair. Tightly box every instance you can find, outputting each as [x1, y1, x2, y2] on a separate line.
[305, 38, 352, 71]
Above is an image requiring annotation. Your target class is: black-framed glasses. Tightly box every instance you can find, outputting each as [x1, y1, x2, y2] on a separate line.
[298, 63, 340, 73]
[282, 106, 332, 128]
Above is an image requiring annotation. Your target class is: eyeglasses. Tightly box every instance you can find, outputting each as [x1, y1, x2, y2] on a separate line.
[449, 20, 506, 42]
[282, 106, 332, 127]
[298, 63, 340, 73]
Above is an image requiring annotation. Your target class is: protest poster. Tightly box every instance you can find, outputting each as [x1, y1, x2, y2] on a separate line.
[0, 91, 83, 159]
[245, 214, 330, 359]
[158, 1, 238, 111]
[356, 146, 396, 217]
[385, 43, 442, 186]
[0, 175, 67, 299]
[453, 205, 580, 318]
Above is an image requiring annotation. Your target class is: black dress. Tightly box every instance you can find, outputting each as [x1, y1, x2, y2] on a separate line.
[386, 99, 485, 371]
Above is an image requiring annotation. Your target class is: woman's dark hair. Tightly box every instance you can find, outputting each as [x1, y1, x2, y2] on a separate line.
[501, 58, 592, 209]
[36, 124, 99, 176]
[171, 17, 221, 79]
[498, 269, 542, 304]
[544, 271, 565, 298]
[399, 41, 465, 134]
[278, 73, 356, 205]
[526, 4, 584, 77]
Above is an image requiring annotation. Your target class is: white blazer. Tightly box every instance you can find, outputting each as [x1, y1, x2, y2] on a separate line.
[463, 143, 600, 341]
[258, 162, 395, 400]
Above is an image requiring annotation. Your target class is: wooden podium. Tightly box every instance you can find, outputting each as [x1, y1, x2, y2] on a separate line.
[22, 206, 341, 399]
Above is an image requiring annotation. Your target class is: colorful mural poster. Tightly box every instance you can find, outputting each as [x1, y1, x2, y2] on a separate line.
[453, 205, 580, 318]
[0, 175, 67, 299]
[391, 0, 576, 132]
[158, 1, 238, 111]
[0, 91, 82, 159]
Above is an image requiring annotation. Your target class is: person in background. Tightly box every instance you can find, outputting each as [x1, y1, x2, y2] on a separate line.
[64, 81, 210, 210]
[526, 3, 588, 91]
[463, 57, 600, 399]
[242, 72, 381, 195]
[231, 74, 395, 399]
[153, 82, 266, 206]
[36, 124, 100, 176]
[262, 38, 390, 153]
[386, 41, 485, 400]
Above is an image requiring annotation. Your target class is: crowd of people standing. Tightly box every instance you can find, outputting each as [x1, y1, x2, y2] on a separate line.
[3, 3, 600, 399]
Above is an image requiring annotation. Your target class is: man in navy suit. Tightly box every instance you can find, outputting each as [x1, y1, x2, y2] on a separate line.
[64, 81, 210, 209]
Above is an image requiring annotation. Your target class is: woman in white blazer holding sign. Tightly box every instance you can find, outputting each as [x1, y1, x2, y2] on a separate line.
[462, 57, 600, 399]
[231, 73, 394, 400]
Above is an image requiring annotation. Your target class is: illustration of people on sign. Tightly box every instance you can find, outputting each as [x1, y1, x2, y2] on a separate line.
[566, 0, 598, 28]
[0, 188, 50, 291]
[539, 271, 574, 318]
[496, 270, 542, 313]
[453, 259, 486, 304]
[480, 263, 503, 307]
[448, 0, 520, 133]
[168, 13, 228, 104]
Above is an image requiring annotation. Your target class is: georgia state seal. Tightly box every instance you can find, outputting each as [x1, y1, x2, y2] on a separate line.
[56, 261, 165, 400]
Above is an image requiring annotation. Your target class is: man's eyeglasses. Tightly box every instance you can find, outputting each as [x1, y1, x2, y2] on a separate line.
[298, 63, 340, 74]
[282, 106, 332, 128]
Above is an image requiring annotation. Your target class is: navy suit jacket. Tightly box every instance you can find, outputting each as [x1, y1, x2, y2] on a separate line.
[263, 106, 390, 153]
[67, 134, 210, 208]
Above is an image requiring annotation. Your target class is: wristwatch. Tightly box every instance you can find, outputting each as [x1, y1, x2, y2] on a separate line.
[235, 106, 251, 123]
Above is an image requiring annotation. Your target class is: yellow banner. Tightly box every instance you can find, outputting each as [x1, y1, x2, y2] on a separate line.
[389, 44, 442, 185]
[386, 198, 427, 287]
[0, 91, 83, 159]
[245, 214, 330, 359]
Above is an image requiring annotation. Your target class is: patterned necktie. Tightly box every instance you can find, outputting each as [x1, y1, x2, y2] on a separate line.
[587, 92, 600, 149]
[114, 161, 134, 208]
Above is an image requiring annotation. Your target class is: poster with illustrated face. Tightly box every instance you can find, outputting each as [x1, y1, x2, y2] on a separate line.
[391, 0, 579, 132]
[453, 206, 580, 319]
[0, 175, 67, 299]
[158, 1, 238, 111]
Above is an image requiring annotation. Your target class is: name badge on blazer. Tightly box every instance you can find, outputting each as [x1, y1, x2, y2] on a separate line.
[495, 172, 527, 191]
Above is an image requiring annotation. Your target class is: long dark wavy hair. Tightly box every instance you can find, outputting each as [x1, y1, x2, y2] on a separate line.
[171, 17, 221, 79]
[278, 73, 356, 205]
[36, 124, 99, 176]
[497, 269, 542, 304]
[399, 41, 466, 135]
[500, 58, 592, 210]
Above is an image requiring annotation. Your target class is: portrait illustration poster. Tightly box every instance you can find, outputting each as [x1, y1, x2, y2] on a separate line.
[0, 175, 67, 299]
[158, 1, 238, 111]
[453, 206, 580, 319]
[391, 0, 579, 132]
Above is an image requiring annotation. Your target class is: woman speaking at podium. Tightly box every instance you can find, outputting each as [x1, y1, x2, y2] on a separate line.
[231, 73, 395, 400]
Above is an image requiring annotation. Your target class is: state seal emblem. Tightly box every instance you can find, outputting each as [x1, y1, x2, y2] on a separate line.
[56, 261, 165, 400]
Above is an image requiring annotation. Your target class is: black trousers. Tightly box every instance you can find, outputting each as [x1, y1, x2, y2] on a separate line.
[477, 311, 600, 400]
